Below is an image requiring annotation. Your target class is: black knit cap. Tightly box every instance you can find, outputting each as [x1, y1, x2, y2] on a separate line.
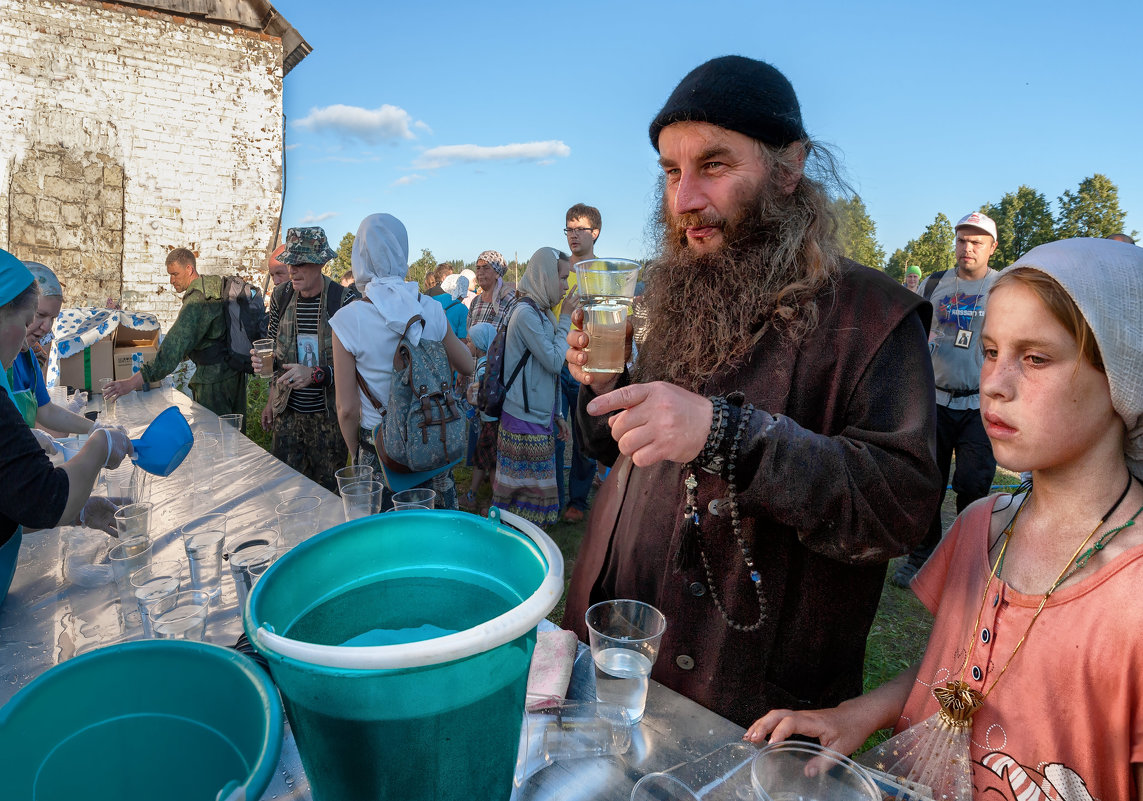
[649, 55, 807, 152]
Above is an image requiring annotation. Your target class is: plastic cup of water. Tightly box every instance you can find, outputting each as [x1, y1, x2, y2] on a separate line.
[180, 520, 227, 600]
[585, 599, 667, 724]
[225, 528, 280, 609]
[108, 535, 154, 625]
[334, 464, 373, 495]
[391, 488, 436, 510]
[573, 258, 640, 374]
[150, 589, 212, 640]
[131, 560, 185, 637]
[113, 502, 153, 540]
[252, 339, 275, 378]
[342, 480, 383, 520]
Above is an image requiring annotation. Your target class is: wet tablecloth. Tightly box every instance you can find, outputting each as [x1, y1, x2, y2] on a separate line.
[0, 385, 745, 801]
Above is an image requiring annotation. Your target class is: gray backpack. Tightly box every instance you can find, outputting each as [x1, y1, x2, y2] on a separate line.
[356, 304, 465, 474]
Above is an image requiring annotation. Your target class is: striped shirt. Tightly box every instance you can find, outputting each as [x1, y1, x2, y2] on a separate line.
[268, 293, 325, 414]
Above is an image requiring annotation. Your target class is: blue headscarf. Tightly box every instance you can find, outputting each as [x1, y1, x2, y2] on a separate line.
[0, 249, 34, 308]
[0, 249, 35, 396]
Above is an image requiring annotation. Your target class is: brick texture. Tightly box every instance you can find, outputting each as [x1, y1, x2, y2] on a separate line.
[0, 0, 284, 326]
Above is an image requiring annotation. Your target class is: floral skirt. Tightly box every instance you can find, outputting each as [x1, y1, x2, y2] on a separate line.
[491, 428, 559, 527]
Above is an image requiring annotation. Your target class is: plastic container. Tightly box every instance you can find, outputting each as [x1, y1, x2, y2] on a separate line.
[131, 405, 193, 476]
[0, 640, 283, 801]
[244, 506, 564, 801]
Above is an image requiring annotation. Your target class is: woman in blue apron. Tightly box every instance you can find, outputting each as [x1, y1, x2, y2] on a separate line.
[5, 262, 94, 436]
[0, 249, 133, 608]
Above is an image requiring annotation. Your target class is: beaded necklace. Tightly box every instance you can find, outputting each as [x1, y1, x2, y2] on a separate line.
[936, 471, 1140, 727]
[680, 401, 767, 632]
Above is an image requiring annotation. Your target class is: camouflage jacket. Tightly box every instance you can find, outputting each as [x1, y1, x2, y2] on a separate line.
[141, 275, 234, 387]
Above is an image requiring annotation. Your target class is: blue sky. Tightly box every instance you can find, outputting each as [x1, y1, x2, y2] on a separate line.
[270, 0, 1142, 267]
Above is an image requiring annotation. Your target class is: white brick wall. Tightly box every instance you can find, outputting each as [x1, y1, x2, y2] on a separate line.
[0, 0, 284, 327]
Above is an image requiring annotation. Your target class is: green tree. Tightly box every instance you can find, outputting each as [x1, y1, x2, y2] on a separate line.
[1055, 174, 1131, 239]
[408, 248, 437, 290]
[887, 213, 956, 284]
[323, 232, 354, 280]
[832, 195, 886, 270]
[981, 186, 1055, 267]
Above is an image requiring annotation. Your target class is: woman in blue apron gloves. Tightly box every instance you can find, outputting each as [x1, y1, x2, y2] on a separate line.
[0, 250, 133, 608]
[5, 261, 95, 436]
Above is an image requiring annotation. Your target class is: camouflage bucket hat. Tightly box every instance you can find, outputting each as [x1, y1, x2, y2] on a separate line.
[280, 226, 337, 266]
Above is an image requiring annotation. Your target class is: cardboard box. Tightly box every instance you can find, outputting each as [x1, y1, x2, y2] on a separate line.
[112, 323, 160, 380]
[58, 337, 115, 392]
[113, 345, 159, 380]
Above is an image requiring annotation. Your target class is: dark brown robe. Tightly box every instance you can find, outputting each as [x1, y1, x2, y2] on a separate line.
[562, 260, 941, 727]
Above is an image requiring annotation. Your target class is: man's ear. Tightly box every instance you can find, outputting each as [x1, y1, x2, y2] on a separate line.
[779, 141, 807, 196]
[592, 230, 599, 244]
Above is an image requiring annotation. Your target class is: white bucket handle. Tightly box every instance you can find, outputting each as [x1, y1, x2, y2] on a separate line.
[253, 508, 566, 670]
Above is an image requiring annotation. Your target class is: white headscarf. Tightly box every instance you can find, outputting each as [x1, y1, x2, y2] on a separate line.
[440, 273, 469, 301]
[351, 213, 426, 345]
[1008, 238, 1143, 479]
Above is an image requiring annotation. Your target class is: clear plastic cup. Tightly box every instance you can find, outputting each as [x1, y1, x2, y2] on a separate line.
[585, 599, 666, 723]
[276, 495, 322, 541]
[334, 464, 374, 495]
[515, 700, 632, 787]
[631, 742, 760, 801]
[150, 589, 212, 640]
[391, 488, 436, 510]
[131, 560, 185, 637]
[751, 741, 880, 801]
[342, 480, 383, 520]
[218, 414, 244, 458]
[182, 528, 226, 600]
[113, 502, 153, 541]
[225, 528, 280, 609]
[252, 338, 275, 378]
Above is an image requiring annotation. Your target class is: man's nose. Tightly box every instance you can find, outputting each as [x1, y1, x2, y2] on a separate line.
[671, 171, 707, 216]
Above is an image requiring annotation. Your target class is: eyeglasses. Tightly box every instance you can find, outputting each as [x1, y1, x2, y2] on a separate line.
[563, 227, 595, 236]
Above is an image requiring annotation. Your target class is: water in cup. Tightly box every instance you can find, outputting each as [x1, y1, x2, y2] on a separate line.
[582, 299, 629, 374]
[151, 592, 210, 640]
[113, 535, 152, 575]
[184, 530, 225, 598]
[593, 647, 652, 722]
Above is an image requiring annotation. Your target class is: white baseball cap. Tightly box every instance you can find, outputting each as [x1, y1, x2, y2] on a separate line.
[955, 211, 998, 241]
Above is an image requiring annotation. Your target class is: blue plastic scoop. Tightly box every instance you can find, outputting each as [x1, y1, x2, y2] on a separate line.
[130, 406, 193, 476]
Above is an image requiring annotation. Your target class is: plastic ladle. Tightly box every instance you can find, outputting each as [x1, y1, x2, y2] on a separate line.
[130, 406, 194, 476]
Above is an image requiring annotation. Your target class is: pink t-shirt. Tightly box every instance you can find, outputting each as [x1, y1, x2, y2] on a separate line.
[901, 495, 1143, 800]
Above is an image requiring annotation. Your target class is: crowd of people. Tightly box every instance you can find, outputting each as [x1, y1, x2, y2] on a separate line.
[2, 52, 1142, 799]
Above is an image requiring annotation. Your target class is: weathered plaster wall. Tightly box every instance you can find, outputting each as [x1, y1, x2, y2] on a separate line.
[0, 0, 284, 325]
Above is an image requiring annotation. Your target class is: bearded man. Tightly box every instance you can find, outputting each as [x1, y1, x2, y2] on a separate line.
[561, 56, 941, 727]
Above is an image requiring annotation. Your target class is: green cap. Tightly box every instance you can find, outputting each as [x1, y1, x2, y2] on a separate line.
[905, 265, 922, 277]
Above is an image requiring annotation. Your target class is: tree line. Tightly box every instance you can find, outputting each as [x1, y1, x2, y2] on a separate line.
[322, 232, 530, 289]
[833, 173, 1136, 282]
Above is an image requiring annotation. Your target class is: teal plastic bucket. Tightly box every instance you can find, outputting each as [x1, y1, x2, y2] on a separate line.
[244, 507, 564, 801]
[0, 640, 283, 801]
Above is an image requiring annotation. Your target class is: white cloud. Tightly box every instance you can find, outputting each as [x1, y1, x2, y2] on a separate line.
[294, 104, 424, 144]
[284, 143, 300, 151]
[298, 211, 338, 224]
[392, 174, 426, 187]
[414, 140, 570, 170]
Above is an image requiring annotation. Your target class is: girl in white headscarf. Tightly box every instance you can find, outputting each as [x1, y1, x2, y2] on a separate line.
[747, 238, 1143, 800]
[330, 214, 474, 510]
[489, 247, 577, 527]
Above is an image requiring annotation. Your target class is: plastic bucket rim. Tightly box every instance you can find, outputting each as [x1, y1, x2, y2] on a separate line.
[248, 507, 564, 670]
[751, 741, 880, 800]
